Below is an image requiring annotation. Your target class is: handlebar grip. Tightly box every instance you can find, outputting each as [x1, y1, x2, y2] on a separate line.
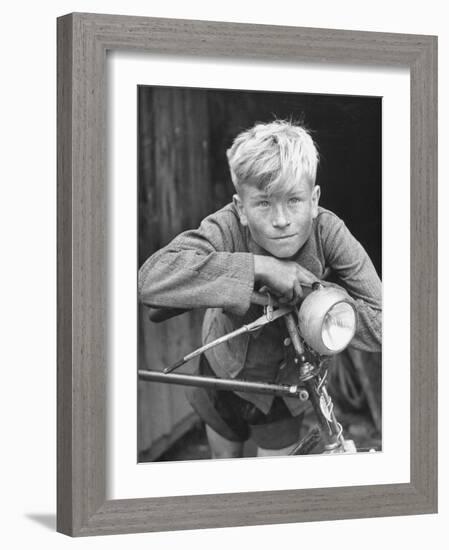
[147, 306, 190, 323]
[251, 285, 314, 307]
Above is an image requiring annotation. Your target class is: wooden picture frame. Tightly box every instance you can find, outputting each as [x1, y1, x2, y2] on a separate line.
[57, 12, 437, 536]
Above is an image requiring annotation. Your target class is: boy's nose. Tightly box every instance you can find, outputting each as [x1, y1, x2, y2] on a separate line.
[272, 206, 291, 228]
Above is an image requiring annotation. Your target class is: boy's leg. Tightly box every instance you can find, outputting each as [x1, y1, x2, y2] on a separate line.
[256, 442, 298, 457]
[250, 402, 304, 457]
[206, 425, 244, 459]
[185, 356, 249, 459]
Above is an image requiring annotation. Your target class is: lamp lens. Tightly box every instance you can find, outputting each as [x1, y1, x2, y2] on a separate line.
[322, 302, 356, 351]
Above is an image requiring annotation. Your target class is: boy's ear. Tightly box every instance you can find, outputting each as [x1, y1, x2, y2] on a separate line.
[233, 193, 248, 226]
[311, 185, 321, 218]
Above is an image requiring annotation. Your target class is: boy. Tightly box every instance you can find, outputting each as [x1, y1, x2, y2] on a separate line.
[138, 120, 382, 458]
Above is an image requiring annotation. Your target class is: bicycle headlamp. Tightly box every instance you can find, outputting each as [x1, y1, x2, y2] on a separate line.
[297, 286, 357, 355]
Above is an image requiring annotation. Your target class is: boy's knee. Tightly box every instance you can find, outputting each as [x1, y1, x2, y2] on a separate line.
[256, 441, 298, 457]
[206, 425, 244, 459]
[210, 447, 244, 459]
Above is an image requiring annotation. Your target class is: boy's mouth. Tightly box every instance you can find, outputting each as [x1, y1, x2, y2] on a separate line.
[271, 234, 297, 240]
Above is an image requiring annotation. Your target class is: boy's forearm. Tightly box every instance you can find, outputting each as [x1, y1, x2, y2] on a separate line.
[138, 205, 264, 316]
[138, 248, 256, 316]
[316, 277, 382, 352]
[350, 301, 382, 352]
[320, 214, 382, 352]
[253, 255, 272, 284]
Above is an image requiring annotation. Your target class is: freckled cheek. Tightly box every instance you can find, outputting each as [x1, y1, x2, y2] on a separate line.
[250, 213, 273, 233]
[254, 222, 271, 238]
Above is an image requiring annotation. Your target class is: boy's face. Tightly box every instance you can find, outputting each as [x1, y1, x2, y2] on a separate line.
[234, 176, 320, 259]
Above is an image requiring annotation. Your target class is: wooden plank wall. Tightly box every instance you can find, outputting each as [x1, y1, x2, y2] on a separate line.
[138, 87, 212, 460]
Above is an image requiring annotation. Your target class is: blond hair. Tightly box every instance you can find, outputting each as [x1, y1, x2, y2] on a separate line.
[226, 120, 319, 194]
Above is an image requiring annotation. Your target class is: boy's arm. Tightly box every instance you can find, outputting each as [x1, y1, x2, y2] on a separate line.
[320, 213, 382, 352]
[138, 210, 255, 316]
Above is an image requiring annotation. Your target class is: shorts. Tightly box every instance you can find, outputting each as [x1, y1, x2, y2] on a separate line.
[185, 355, 304, 450]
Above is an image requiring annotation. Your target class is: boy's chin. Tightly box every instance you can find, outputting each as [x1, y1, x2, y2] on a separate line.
[256, 234, 306, 259]
[266, 243, 302, 259]
[272, 250, 301, 259]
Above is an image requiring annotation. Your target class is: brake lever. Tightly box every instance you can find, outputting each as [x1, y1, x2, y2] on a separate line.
[163, 303, 292, 373]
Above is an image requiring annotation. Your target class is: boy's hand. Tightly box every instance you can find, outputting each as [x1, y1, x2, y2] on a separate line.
[254, 255, 319, 304]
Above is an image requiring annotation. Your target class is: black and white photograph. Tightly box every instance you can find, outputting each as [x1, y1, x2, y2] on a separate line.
[1, 0, 441, 544]
[137, 86, 382, 462]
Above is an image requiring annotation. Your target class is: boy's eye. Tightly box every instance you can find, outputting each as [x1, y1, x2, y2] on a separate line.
[258, 200, 270, 207]
[288, 197, 301, 205]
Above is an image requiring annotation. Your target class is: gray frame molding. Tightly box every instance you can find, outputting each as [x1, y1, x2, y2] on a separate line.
[57, 12, 437, 536]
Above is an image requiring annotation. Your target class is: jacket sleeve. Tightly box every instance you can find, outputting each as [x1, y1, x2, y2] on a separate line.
[320, 213, 382, 352]
[138, 209, 255, 317]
